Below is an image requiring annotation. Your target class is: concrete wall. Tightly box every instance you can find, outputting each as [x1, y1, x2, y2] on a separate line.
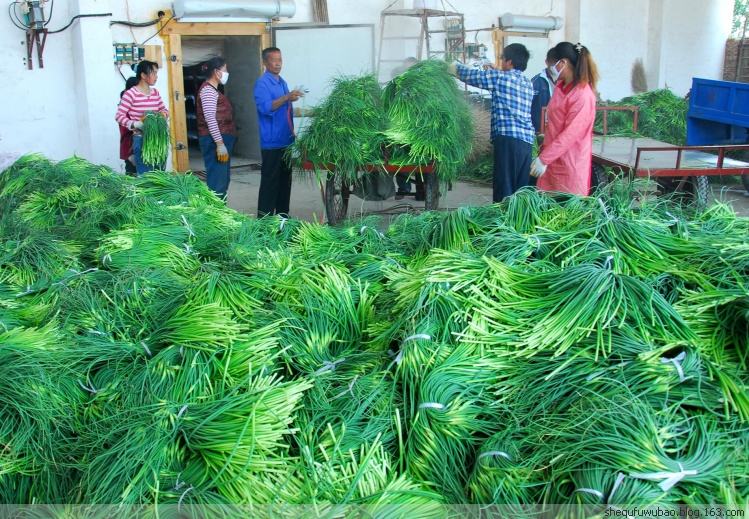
[658, 0, 734, 95]
[578, 0, 651, 100]
[1, 0, 78, 161]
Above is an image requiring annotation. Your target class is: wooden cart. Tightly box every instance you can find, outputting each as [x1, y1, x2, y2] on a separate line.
[301, 161, 439, 225]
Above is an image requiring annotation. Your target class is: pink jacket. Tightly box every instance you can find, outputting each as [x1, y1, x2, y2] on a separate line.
[537, 81, 596, 196]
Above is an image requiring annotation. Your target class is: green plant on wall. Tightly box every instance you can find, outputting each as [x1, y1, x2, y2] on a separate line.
[734, 0, 749, 37]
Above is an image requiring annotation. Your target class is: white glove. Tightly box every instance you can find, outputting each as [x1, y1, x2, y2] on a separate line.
[530, 157, 548, 178]
[132, 120, 144, 130]
[216, 143, 229, 163]
[447, 60, 461, 77]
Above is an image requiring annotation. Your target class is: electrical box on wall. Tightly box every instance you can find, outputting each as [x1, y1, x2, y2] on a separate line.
[113, 44, 163, 67]
[113, 43, 145, 64]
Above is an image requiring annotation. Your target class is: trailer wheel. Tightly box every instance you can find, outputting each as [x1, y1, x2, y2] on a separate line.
[413, 173, 440, 211]
[325, 172, 350, 225]
[657, 175, 709, 208]
[591, 163, 608, 193]
[424, 173, 440, 211]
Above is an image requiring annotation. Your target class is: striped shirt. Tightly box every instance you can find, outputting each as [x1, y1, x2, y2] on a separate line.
[198, 85, 222, 143]
[115, 86, 168, 130]
[457, 64, 535, 144]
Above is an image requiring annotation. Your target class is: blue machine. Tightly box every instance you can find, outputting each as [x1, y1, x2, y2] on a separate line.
[687, 78, 749, 146]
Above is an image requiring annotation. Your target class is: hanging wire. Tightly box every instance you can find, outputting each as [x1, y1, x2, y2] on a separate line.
[47, 12, 112, 34]
[140, 14, 176, 45]
[8, 1, 29, 30]
[43, 0, 53, 27]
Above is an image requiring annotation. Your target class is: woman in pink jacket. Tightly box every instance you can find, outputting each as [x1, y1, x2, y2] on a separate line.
[530, 42, 599, 196]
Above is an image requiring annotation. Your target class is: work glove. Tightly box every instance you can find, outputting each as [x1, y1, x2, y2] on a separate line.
[447, 60, 461, 77]
[132, 120, 144, 130]
[216, 142, 229, 163]
[530, 157, 548, 178]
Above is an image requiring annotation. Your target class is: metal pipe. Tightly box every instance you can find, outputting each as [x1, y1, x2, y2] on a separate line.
[174, 0, 296, 21]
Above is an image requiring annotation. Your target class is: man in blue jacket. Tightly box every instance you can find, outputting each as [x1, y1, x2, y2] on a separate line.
[253, 47, 304, 217]
[530, 48, 559, 134]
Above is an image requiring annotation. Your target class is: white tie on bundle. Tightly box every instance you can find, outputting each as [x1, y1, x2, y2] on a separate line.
[478, 450, 512, 461]
[629, 463, 697, 492]
[418, 402, 446, 411]
[660, 351, 687, 383]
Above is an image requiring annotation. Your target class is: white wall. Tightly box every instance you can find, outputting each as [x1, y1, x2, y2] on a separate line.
[578, 0, 651, 100]
[659, 0, 734, 95]
[0, 0, 79, 161]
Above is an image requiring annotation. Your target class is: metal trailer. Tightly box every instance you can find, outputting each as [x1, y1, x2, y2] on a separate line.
[589, 105, 749, 205]
[686, 77, 749, 195]
[300, 160, 439, 225]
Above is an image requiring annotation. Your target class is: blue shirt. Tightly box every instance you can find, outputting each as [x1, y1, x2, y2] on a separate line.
[253, 71, 295, 149]
[457, 64, 535, 144]
[531, 69, 554, 133]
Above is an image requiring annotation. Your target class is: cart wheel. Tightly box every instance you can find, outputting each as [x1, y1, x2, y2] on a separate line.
[590, 164, 608, 193]
[325, 172, 350, 225]
[424, 173, 440, 211]
[657, 176, 709, 208]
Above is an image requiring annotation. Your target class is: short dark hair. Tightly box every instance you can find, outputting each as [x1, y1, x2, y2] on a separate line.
[262, 47, 281, 61]
[546, 48, 559, 62]
[201, 56, 226, 79]
[502, 43, 530, 71]
[135, 60, 158, 82]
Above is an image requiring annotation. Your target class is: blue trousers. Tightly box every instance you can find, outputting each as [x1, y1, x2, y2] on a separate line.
[132, 134, 165, 176]
[492, 135, 532, 202]
[199, 134, 236, 199]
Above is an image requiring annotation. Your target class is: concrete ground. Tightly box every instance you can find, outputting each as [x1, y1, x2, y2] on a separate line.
[223, 166, 494, 225]
[216, 160, 749, 222]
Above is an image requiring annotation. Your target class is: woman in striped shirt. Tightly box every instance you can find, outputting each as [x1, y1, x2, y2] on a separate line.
[115, 60, 169, 176]
[196, 57, 236, 200]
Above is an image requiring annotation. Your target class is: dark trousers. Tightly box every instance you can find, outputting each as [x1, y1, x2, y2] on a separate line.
[199, 134, 236, 200]
[492, 135, 532, 202]
[124, 159, 136, 177]
[258, 147, 292, 217]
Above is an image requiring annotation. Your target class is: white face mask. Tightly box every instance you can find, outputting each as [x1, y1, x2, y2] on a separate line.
[549, 60, 565, 82]
[219, 71, 229, 85]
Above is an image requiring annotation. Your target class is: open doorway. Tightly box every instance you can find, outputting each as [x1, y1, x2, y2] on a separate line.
[180, 35, 263, 173]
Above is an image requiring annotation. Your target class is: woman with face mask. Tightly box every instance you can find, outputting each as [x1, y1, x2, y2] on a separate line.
[197, 57, 237, 200]
[115, 60, 169, 175]
[530, 42, 599, 196]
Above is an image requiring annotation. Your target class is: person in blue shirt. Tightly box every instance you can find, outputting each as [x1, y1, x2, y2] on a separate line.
[450, 43, 535, 202]
[530, 48, 559, 134]
[253, 47, 304, 217]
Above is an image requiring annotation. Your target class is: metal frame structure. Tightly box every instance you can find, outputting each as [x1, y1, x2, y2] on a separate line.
[376, 4, 465, 79]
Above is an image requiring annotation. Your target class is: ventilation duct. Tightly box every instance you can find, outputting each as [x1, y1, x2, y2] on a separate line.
[498, 13, 563, 32]
[174, 0, 296, 22]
